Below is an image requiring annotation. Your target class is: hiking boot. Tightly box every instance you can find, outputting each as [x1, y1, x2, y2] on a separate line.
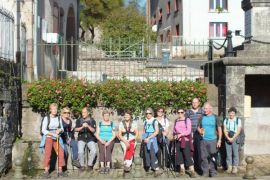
[72, 160, 81, 168]
[124, 165, 131, 172]
[226, 166, 232, 173]
[42, 171, 51, 179]
[88, 166, 93, 171]
[154, 168, 163, 177]
[187, 170, 197, 178]
[179, 169, 185, 176]
[104, 167, 111, 174]
[99, 167, 105, 174]
[58, 171, 68, 177]
[232, 166, 238, 174]
[79, 166, 86, 172]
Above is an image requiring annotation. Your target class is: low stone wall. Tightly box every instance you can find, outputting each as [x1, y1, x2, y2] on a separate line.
[245, 108, 270, 155]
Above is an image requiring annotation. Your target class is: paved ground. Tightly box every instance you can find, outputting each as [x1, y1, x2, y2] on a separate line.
[1, 154, 270, 179]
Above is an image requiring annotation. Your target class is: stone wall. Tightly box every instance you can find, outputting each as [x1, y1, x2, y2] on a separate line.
[0, 60, 21, 177]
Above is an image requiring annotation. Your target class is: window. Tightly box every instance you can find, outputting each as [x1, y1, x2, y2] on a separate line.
[176, 24, 180, 36]
[174, 0, 179, 12]
[159, 9, 163, 23]
[209, 0, 228, 11]
[53, 4, 59, 33]
[209, 22, 228, 38]
[167, 1, 171, 15]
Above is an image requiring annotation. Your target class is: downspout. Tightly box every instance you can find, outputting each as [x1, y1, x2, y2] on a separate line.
[33, 0, 38, 80]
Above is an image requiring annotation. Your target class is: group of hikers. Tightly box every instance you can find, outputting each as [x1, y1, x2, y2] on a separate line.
[40, 98, 243, 178]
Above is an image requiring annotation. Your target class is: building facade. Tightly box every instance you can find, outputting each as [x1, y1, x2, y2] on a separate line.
[0, 0, 79, 81]
[149, 0, 245, 47]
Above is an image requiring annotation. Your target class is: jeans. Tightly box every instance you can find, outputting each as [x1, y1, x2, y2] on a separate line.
[78, 140, 97, 166]
[193, 131, 202, 174]
[225, 140, 239, 167]
[144, 143, 158, 170]
[64, 139, 79, 160]
[200, 140, 217, 176]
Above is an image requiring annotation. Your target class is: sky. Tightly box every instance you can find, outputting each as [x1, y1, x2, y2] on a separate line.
[124, 0, 146, 14]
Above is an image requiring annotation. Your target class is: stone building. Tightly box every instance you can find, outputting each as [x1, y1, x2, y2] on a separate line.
[205, 0, 270, 155]
[148, 0, 244, 46]
[0, 0, 79, 81]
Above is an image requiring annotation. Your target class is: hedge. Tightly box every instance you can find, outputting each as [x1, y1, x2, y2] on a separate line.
[27, 79, 207, 115]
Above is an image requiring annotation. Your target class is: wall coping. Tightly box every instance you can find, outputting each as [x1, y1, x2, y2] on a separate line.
[242, 0, 270, 11]
[205, 57, 270, 66]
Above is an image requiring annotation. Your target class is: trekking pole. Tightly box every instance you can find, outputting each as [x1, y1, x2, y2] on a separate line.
[104, 143, 107, 168]
[69, 143, 74, 171]
[56, 136, 59, 177]
[174, 139, 176, 172]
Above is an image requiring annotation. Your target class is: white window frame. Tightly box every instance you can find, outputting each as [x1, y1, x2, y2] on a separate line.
[209, 0, 228, 12]
[209, 22, 228, 38]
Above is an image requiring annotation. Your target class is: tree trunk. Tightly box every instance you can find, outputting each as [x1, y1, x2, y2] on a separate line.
[89, 25, 95, 44]
[80, 24, 86, 41]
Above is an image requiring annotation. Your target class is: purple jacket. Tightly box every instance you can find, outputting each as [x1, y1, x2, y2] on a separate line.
[173, 118, 192, 141]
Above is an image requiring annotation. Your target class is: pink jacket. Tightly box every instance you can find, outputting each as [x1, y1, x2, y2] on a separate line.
[173, 118, 192, 141]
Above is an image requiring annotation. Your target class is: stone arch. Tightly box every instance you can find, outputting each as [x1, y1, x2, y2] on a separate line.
[66, 5, 76, 71]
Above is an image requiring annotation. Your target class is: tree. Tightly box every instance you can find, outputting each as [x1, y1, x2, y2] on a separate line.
[100, 6, 156, 44]
[80, 0, 123, 42]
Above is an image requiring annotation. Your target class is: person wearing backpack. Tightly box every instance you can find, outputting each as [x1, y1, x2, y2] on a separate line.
[95, 110, 116, 174]
[118, 110, 139, 172]
[155, 107, 170, 169]
[173, 107, 196, 177]
[186, 98, 204, 174]
[41, 103, 67, 178]
[141, 108, 162, 175]
[74, 107, 97, 172]
[60, 107, 80, 169]
[197, 102, 222, 178]
[223, 107, 242, 174]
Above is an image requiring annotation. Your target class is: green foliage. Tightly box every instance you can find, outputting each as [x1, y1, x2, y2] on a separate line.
[27, 79, 207, 115]
[80, 0, 124, 41]
[27, 79, 100, 114]
[100, 6, 156, 50]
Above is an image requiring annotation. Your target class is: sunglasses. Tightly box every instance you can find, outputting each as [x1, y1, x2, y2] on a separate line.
[145, 112, 152, 115]
[63, 112, 70, 114]
[177, 111, 185, 114]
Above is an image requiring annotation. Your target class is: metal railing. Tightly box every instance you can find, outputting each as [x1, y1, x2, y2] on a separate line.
[0, 7, 14, 61]
[36, 41, 207, 82]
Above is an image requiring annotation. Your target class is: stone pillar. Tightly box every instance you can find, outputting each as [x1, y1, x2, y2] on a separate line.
[242, 0, 270, 42]
[226, 66, 246, 116]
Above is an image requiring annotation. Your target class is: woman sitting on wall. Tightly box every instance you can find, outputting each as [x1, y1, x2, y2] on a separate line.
[118, 110, 139, 172]
[95, 110, 116, 174]
[60, 107, 81, 169]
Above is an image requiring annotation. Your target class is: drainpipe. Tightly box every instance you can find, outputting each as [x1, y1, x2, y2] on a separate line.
[33, 0, 38, 80]
[15, 0, 21, 64]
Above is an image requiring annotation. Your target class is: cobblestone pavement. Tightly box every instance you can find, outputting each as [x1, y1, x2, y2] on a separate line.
[1, 154, 270, 179]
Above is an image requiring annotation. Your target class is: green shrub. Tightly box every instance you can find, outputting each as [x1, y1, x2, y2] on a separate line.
[27, 79, 207, 115]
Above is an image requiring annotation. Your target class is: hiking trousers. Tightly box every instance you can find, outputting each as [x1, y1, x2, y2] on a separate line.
[175, 141, 194, 167]
[78, 140, 97, 167]
[225, 140, 239, 167]
[44, 137, 65, 168]
[200, 140, 217, 176]
[97, 140, 115, 162]
[144, 143, 158, 169]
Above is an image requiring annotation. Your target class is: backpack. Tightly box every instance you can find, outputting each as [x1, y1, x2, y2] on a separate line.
[143, 119, 157, 133]
[225, 117, 245, 147]
[40, 115, 61, 136]
[99, 121, 114, 129]
[122, 120, 135, 140]
[157, 119, 168, 144]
